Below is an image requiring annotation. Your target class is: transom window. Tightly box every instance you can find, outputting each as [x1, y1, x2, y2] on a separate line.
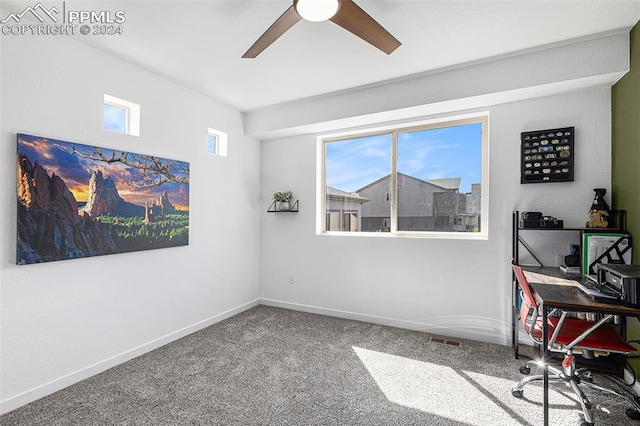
[320, 114, 488, 238]
[103, 94, 140, 136]
[208, 128, 228, 157]
[103, 103, 127, 133]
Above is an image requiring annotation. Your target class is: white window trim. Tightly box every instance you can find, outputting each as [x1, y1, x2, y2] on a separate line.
[316, 112, 489, 240]
[104, 94, 140, 136]
[208, 133, 219, 155]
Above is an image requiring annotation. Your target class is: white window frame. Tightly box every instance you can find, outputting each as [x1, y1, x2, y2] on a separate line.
[103, 94, 140, 136]
[316, 112, 489, 239]
[208, 128, 228, 157]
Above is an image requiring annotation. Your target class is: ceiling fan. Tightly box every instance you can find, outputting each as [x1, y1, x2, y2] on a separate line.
[242, 0, 401, 58]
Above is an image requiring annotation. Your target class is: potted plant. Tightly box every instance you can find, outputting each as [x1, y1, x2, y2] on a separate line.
[273, 190, 293, 211]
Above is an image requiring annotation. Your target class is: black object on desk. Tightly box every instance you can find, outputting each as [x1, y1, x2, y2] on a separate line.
[597, 263, 640, 308]
[577, 279, 622, 304]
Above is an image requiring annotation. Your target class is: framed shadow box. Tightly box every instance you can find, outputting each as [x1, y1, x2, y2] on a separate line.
[521, 126, 574, 184]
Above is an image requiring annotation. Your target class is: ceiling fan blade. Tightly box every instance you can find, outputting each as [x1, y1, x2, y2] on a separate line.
[242, 5, 302, 58]
[330, 0, 401, 54]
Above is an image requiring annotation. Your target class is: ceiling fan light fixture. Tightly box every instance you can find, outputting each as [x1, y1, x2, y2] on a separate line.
[294, 0, 340, 22]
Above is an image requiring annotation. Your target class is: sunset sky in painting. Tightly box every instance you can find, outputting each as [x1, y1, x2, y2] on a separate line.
[17, 134, 190, 211]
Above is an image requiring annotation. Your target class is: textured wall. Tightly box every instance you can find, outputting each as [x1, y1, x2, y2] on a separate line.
[257, 32, 627, 348]
[612, 24, 640, 264]
[0, 31, 261, 413]
[260, 88, 613, 346]
[612, 21, 640, 379]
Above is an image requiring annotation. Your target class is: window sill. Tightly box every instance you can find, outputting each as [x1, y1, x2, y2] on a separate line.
[318, 230, 488, 240]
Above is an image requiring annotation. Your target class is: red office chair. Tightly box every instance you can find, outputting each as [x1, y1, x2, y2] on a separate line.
[511, 259, 640, 425]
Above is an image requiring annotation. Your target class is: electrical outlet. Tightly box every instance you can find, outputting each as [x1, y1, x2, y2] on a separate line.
[288, 273, 294, 285]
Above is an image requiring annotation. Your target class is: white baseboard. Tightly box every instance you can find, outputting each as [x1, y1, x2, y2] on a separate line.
[624, 368, 640, 397]
[259, 298, 507, 346]
[0, 298, 260, 415]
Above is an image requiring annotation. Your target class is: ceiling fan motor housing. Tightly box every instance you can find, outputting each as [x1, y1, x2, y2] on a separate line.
[294, 0, 342, 22]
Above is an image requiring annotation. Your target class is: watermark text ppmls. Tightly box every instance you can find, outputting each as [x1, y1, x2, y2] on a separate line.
[1, 2, 126, 36]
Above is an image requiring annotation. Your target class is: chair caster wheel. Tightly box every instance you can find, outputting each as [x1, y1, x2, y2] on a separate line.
[578, 419, 593, 426]
[626, 408, 640, 420]
[512, 388, 523, 398]
[519, 366, 531, 375]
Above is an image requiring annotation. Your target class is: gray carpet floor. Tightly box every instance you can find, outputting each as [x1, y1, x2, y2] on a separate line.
[2, 305, 639, 425]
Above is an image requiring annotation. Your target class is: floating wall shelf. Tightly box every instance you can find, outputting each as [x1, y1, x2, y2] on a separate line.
[267, 200, 299, 213]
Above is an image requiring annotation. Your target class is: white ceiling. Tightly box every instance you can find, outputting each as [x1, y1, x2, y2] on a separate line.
[4, 0, 640, 112]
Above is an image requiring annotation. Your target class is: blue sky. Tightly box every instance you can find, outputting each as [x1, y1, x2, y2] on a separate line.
[103, 104, 127, 133]
[326, 133, 391, 193]
[326, 123, 482, 193]
[207, 134, 217, 154]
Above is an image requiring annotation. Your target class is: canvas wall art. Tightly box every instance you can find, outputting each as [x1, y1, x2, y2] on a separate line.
[16, 133, 190, 265]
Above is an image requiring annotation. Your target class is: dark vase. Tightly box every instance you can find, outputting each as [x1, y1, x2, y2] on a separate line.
[590, 188, 610, 211]
[588, 188, 610, 228]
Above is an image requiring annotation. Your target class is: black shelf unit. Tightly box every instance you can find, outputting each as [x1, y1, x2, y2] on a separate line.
[513, 210, 627, 268]
[267, 200, 299, 213]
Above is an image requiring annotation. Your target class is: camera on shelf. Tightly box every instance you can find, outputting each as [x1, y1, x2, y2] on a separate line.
[520, 211, 563, 228]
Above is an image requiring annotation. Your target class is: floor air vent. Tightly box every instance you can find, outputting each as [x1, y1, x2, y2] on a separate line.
[430, 336, 462, 347]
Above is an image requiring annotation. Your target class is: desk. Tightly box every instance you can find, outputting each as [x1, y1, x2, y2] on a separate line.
[528, 277, 640, 425]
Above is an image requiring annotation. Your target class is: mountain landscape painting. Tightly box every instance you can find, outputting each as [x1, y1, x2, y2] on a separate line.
[16, 134, 190, 265]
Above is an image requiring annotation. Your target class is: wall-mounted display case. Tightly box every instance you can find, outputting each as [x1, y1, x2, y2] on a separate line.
[521, 126, 574, 184]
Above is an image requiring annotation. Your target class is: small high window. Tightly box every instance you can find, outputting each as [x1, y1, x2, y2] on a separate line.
[103, 94, 140, 136]
[208, 128, 228, 157]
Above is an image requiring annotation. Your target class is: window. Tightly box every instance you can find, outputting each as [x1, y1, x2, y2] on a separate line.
[103, 94, 140, 136]
[208, 128, 228, 157]
[342, 211, 358, 231]
[320, 114, 488, 238]
[103, 103, 126, 133]
[326, 210, 359, 231]
[208, 133, 218, 154]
